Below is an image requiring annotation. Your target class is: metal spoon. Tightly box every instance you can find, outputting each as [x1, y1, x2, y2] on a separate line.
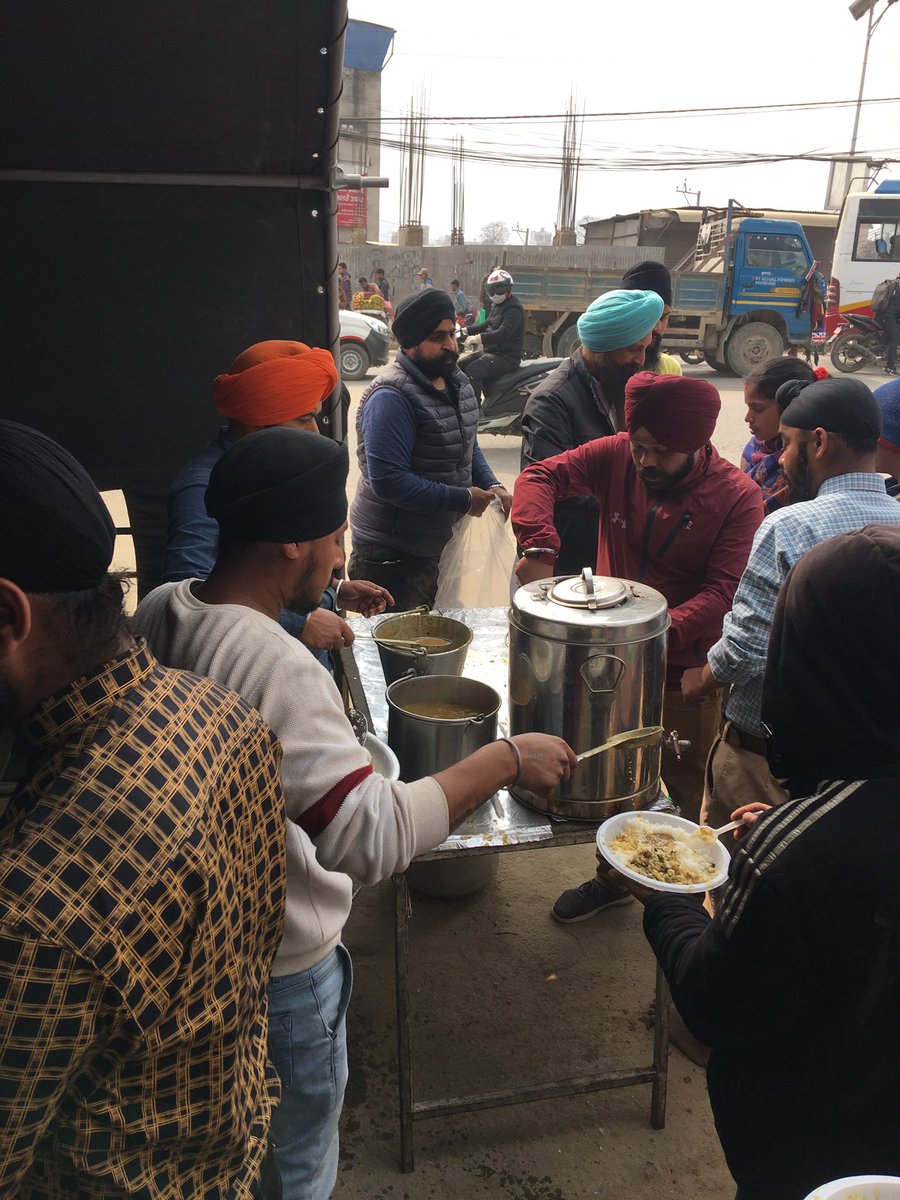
[575, 725, 665, 764]
[360, 634, 452, 649]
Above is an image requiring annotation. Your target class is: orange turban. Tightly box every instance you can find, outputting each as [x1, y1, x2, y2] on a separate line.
[213, 340, 338, 425]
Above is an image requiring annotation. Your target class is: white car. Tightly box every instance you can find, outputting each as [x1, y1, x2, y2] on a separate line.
[339, 310, 391, 380]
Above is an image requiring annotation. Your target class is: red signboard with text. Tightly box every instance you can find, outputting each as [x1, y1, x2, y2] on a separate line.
[337, 188, 367, 229]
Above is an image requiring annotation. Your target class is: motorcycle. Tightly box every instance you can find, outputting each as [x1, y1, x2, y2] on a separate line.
[830, 313, 890, 373]
[458, 330, 563, 436]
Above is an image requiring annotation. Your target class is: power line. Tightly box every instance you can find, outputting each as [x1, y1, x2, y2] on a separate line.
[364, 94, 900, 125]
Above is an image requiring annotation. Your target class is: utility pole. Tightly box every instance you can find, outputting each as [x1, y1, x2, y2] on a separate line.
[677, 179, 701, 206]
[512, 224, 530, 246]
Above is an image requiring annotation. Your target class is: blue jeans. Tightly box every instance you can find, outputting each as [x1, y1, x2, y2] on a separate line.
[267, 945, 353, 1200]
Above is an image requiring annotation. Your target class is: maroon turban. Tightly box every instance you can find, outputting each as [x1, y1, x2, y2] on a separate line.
[624, 372, 721, 452]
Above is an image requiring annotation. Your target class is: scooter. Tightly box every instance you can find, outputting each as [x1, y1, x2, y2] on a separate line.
[458, 331, 563, 435]
[830, 312, 890, 373]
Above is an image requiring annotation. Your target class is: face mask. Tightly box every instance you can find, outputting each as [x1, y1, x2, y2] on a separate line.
[491, 292, 509, 305]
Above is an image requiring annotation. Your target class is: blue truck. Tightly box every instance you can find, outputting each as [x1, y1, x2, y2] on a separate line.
[508, 209, 817, 376]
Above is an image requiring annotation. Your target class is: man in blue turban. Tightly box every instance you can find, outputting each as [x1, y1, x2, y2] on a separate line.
[520, 287, 663, 576]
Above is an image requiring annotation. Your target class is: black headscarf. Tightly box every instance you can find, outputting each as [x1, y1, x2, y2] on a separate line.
[764, 525, 900, 796]
[0, 420, 115, 592]
[392, 289, 456, 348]
[206, 427, 349, 543]
[621, 260, 673, 307]
[777, 376, 883, 441]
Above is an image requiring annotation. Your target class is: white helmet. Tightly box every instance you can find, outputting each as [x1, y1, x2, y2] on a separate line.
[486, 268, 514, 301]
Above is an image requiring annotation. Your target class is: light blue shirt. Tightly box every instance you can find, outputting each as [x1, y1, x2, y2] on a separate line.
[707, 473, 900, 735]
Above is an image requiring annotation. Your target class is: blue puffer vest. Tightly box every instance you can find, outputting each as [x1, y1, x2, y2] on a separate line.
[350, 353, 479, 557]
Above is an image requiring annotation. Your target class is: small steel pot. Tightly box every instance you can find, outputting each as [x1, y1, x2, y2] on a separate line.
[386, 675, 500, 781]
[374, 611, 473, 684]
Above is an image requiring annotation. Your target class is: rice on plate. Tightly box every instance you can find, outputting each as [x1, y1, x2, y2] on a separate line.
[596, 811, 730, 894]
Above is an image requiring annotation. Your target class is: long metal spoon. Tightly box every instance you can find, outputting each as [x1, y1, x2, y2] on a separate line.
[359, 634, 452, 649]
[575, 725, 665, 764]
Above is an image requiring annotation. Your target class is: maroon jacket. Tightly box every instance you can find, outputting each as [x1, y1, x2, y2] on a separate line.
[512, 433, 764, 688]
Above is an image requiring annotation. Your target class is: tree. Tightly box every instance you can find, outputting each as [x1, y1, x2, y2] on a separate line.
[479, 221, 509, 245]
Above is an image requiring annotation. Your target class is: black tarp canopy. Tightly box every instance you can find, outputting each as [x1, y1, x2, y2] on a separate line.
[1, 1, 347, 594]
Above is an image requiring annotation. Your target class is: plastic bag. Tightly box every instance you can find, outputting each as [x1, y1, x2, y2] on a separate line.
[434, 501, 517, 609]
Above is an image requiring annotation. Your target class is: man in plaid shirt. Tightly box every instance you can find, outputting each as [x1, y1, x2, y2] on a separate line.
[0, 421, 286, 1198]
[682, 376, 900, 829]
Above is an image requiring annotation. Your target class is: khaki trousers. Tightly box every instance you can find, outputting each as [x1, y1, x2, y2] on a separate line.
[700, 727, 789, 835]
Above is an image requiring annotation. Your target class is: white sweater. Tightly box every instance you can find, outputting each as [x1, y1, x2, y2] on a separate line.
[133, 581, 449, 976]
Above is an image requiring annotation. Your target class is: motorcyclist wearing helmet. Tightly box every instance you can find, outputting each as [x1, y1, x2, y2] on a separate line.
[459, 268, 526, 401]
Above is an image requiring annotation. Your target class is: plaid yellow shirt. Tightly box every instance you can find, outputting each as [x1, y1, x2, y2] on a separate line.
[0, 641, 286, 1197]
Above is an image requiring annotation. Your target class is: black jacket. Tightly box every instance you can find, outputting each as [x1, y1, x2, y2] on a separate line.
[467, 295, 525, 363]
[643, 779, 900, 1200]
[520, 350, 617, 574]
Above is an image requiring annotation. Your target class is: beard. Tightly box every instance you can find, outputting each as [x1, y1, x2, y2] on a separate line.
[285, 558, 328, 616]
[785, 442, 817, 502]
[643, 332, 662, 370]
[416, 350, 459, 380]
[637, 453, 695, 493]
[595, 359, 642, 400]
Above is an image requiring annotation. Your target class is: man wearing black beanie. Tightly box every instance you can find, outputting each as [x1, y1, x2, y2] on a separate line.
[349, 289, 510, 609]
[621, 259, 682, 373]
[134, 425, 575, 1197]
[0, 421, 286, 1198]
[682, 373, 900, 834]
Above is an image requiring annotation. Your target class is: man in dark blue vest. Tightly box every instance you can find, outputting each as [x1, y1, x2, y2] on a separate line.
[349, 289, 511, 609]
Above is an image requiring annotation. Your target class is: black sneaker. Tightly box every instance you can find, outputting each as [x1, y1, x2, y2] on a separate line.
[552, 878, 634, 923]
[885, 367, 898, 376]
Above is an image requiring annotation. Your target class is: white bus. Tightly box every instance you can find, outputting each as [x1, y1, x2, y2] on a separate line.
[825, 180, 900, 336]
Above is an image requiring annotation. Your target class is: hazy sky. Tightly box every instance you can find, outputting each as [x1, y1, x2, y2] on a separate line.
[346, 0, 900, 242]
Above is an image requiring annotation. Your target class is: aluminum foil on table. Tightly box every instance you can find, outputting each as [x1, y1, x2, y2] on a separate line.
[347, 606, 676, 852]
[348, 607, 554, 850]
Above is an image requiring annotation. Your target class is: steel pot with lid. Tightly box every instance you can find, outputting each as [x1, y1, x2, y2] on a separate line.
[508, 568, 669, 820]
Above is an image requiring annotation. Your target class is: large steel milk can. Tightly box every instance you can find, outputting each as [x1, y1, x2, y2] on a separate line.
[508, 569, 669, 820]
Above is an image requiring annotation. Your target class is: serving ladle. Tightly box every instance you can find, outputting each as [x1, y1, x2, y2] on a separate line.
[359, 634, 452, 649]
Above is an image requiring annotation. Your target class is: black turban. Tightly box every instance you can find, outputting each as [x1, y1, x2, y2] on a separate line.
[392, 289, 456, 348]
[0, 420, 115, 593]
[206, 427, 349, 543]
[764, 525, 900, 797]
[777, 376, 882, 441]
[622, 260, 673, 307]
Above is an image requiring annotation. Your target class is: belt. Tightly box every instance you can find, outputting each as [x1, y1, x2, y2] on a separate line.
[722, 720, 767, 757]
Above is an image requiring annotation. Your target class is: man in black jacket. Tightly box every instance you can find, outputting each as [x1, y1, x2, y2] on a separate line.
[459, 268, 525, 401]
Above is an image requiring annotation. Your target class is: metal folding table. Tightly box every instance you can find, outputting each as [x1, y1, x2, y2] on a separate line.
[339, 608, 670, 1172]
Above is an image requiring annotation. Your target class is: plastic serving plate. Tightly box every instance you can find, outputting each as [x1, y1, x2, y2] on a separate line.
[803, 1177, 900, 1200]
[596, 810, 731, 895]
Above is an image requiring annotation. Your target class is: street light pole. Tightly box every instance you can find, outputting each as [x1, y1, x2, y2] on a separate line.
[848, 3, 874, 166]
[848, 0, 897, 183]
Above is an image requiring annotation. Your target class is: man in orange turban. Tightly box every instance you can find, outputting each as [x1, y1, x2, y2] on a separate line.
[163, 340, 391, 669]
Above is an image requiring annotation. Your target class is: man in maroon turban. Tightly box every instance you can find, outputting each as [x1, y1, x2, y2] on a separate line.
[512, 371, 764, 927]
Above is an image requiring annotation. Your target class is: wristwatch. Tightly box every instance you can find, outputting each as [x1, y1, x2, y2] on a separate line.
[521, 546, 556, 558]
[489, 483, 508, 492]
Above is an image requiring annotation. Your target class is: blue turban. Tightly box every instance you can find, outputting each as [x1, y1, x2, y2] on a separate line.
[576, 289, 664, 353]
